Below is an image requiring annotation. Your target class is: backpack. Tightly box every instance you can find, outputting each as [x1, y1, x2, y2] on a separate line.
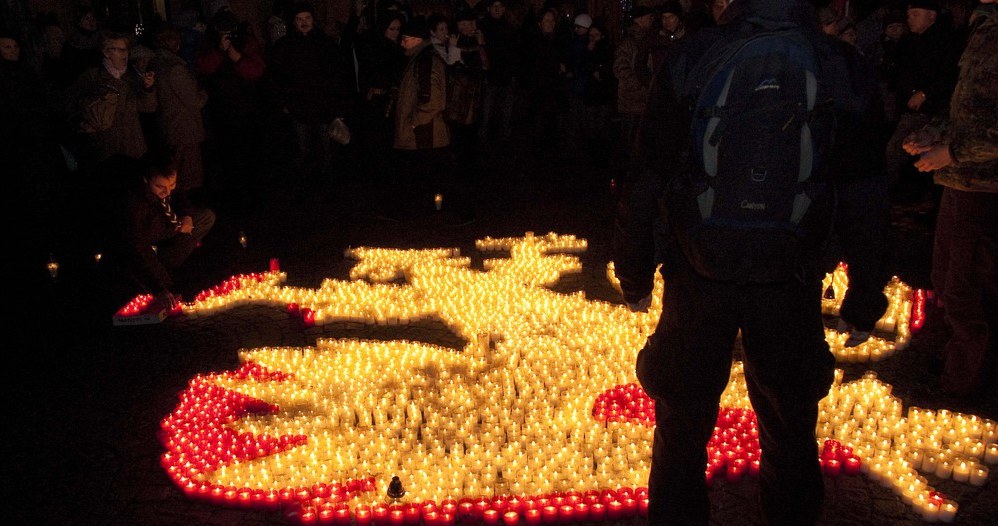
[667, 28, 836, 284]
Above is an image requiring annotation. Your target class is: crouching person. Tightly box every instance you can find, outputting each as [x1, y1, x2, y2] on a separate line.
[115, 158, 214, 308]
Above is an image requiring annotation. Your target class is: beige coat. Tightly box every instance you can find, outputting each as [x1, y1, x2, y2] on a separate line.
[394, 42, 450, 150]
[151, 49, 207, 146]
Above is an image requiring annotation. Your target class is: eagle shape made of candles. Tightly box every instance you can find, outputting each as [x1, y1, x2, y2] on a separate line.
[159, 233, 993, 524]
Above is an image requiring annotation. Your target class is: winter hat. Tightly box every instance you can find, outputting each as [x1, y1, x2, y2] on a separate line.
[290, 2, 315, 18]
[574, 13, 593, 28]
[456, 10, 479, 22]
[907, 0, 941, 12]
[630, 5, 655, 20]
[659, 1, 683, 18]
[882, 10, 907, 29]
[401, 18, 430, 40]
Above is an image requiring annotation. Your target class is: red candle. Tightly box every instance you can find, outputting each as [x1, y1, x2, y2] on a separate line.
[844, 456, 862, 476]
[302, 308, 315, 327]
[423, 510, 439, 526]
[300, 506, 318, 525]
[439, 512, 455, 525]
[459, 501, 474, 519]
[573, 502, 589, 522]
[503, 510, 519, 526]
[524, 508, 542, 526]
[639, 498, 649, 517]
[823, 458, 842, 477]
[541, 505, 559, 524]
[404, 504, 421, 525]
[483, 509, 500, 526]
[749, 458, 761, 476]
[318, 507, 336, 524]
[558, 504, 574, 523]
[373, 505, 389, 523]
[334, 508, 351, 526]
[355, 506, 372, 526]
[622, 498, 638, 518]
[589, 502, 605, 521]
[388, 508, 405, 526]
[607, 501, 623, 521]
[726, 459, 746, 482]
[270, 258, 281, 271]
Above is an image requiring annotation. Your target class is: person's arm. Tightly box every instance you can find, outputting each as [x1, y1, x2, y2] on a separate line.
[414, 55, 447, 126]
[123, 195, 175, 298]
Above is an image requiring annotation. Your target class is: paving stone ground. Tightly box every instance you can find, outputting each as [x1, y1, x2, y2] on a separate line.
[13, 141, 996, 526]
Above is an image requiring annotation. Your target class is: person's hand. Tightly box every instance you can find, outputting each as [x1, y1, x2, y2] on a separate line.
[449, 34, 458, 47]
[156, 290, 179, 310]
[142, 71, 155, 89]
[626, 295, 652, 313]
[219, 33, 232, 52]
[914, 143, 954, 172]
[179, 216, 194, 234]
[475, 30, 485, 45]
[903, 128, 941, 155]
[907, 90, 927, 111]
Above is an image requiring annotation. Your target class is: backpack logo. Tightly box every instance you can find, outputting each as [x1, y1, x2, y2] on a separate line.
[740, 200, 766, 210]
[754, 78, 781, 92]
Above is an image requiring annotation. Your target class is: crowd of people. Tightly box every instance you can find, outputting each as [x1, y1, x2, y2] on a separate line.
[3, 0, 994, 524]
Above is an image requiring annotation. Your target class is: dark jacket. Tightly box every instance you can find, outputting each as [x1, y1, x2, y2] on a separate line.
[614, 0, 889, 331]
[893, 20, 960, 117]
[118, 178, 195, 294]
[270, 28, 350, 125]
[479, 14, 520, 86]
[194, 31, 266, 119]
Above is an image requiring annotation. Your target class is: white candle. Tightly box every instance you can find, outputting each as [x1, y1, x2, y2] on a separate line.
[970, 465, 989, 486]
[919, 500, 940, 522]
[986, 443, 998, 465]
[938, 500, 958, 523]
[935, 460, 953, 479]
[952, 460, 971, 482]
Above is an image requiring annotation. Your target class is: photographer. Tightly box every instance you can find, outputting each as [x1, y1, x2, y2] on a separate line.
[194, 8, 266, 211]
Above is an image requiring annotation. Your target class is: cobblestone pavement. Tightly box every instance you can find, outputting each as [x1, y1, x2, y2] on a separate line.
[14, 144, 996, 526]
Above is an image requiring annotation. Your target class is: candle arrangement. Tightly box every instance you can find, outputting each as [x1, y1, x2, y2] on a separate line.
[157, 233, 989, 524]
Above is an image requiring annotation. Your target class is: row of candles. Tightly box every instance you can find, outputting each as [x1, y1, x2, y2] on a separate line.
[155, 234, 988, 524]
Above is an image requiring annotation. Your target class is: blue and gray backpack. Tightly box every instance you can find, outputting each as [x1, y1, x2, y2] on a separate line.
[668, 28, 836, 284]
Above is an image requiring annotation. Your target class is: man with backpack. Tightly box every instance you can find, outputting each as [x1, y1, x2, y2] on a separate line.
[613, 1, 889, 524]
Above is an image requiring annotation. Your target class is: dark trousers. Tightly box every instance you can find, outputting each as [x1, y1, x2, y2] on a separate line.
[156, 207, 216, 269]
[638, 259, 834, 526]
[932, 187, 998, 396]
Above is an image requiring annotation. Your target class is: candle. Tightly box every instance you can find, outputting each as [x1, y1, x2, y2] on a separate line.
[355, 506, 372, 526]
[483, 509, 500, 526]
[936, 460, 954, 479]
[938, 500, 958, 523]
[952, 460, 971, 482]
[541, 505, 558, 524]
[823, 458, 841, 477]
[843, 457, 862, 475]
[970, 465, 989, 486]
[524, 508, 542, 526]
[607, 501, 623, 521]
[919, 500, 939, 522]
[502, 511, 519, 526]
[986, 443, 998, 464]
[389, 508, 405, 526]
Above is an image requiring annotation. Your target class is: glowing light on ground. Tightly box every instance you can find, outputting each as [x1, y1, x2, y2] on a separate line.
[155, 233, 992, 524]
